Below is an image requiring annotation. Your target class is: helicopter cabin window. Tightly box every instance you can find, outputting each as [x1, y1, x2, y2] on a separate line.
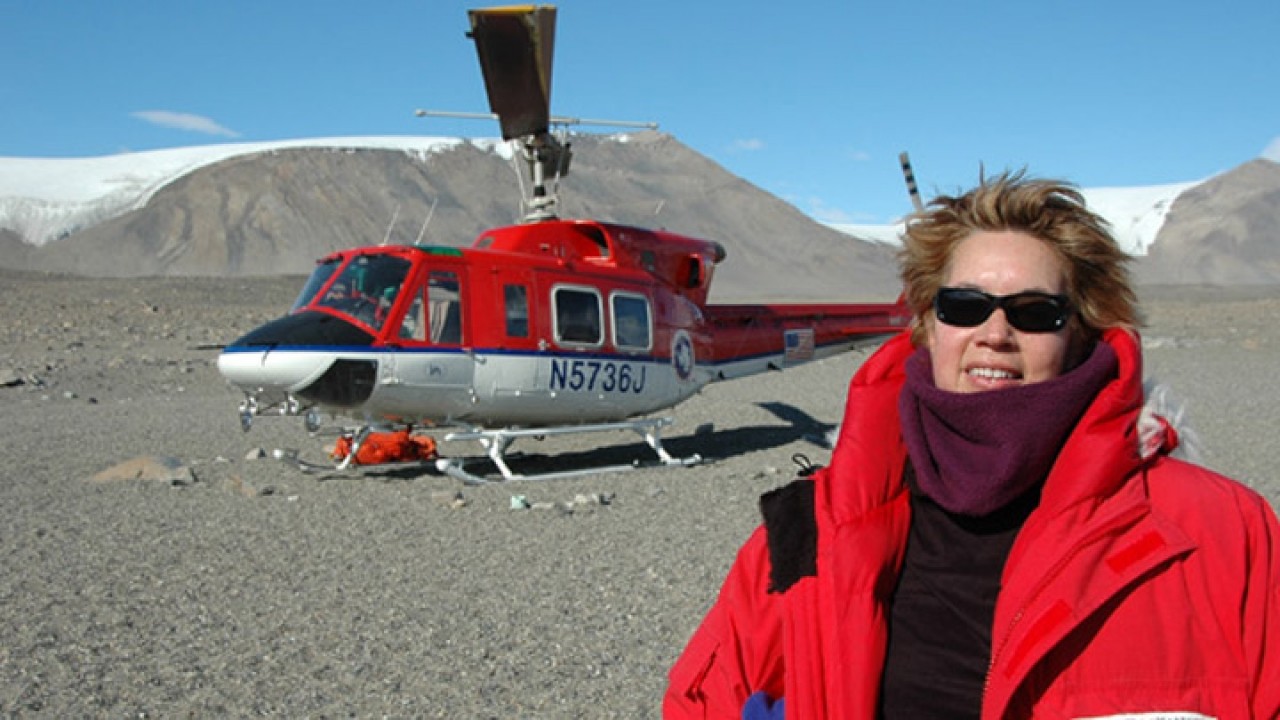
[427, 271, 463, 344]
[504, 284, 529, 338]
[553, 286, 602, 345]
[611, 292, 651, 350]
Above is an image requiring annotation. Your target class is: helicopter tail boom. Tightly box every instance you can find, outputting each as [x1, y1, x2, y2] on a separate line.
[703, 299, 911, 380]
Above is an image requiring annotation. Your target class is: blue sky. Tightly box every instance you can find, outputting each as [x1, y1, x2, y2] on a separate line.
[3, 0, 1277, 224]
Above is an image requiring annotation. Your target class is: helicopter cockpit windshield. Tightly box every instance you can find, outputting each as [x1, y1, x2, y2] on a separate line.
[291, 258, 341, 312]
[298, 254, 413, 333]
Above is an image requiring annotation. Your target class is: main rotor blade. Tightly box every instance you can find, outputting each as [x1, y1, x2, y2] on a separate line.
[467, 5, 557, 140]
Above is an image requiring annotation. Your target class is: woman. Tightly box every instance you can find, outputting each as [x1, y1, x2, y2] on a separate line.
[665, 171, 1280, 719]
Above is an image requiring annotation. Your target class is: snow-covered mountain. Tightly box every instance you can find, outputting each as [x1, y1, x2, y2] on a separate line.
[2, 137, 1200, 255]
[0, 133, 910, 300]
[828, 181, 1201, 257]
[5, 137, 1278, 288]
[0, 137, 508, 248]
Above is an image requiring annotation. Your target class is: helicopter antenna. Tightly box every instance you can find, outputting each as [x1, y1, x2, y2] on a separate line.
[415, 5, 656, 223]
[380, 204, 401, 246]
[415, 197, 438, 245]
[899, 151, 925, 213]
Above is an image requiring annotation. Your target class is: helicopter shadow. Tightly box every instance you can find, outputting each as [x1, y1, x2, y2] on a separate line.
[429, 400, 838, 481]
[665, 401, 837, 462]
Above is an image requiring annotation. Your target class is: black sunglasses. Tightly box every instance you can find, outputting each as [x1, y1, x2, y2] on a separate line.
[934, 287, 1072, 333]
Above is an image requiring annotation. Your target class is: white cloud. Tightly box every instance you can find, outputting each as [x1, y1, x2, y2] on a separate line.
[731, 138, 764, 152]
[1263, 136, 1280, 162]
[132, 110, 240, 138]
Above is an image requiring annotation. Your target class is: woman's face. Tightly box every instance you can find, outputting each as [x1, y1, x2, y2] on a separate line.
[925, 230, 1074, 393]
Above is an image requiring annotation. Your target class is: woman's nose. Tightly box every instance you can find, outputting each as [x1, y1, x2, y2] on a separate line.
[976, 307, 1016, 344]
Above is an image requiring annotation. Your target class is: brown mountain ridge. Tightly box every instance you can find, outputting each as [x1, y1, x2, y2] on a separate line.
[5, 134, 1279, 297]
[3, 133, 902, 303]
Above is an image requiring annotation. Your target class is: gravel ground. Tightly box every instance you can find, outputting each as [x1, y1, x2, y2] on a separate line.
[2, 272, 1277, 718]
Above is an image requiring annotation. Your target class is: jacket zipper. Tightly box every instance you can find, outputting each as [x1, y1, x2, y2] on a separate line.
[981, 500, 1148, 714]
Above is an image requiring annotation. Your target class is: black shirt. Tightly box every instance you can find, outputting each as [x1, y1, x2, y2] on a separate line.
[878, 467, 1040, 719]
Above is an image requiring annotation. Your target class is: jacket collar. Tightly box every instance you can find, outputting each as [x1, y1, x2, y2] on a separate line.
[823, 328, 1153, 526]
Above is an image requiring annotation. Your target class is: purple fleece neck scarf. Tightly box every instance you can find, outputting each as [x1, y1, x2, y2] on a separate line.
[897, 341, 1118, 517]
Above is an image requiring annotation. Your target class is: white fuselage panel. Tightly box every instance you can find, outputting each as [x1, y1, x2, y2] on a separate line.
[221, 346, 716, 428]
[217, 349, 341, 393]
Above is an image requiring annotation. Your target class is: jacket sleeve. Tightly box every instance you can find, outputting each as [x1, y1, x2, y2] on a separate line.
[1248, 493, 1280, 717]
[664, 525, 787, 719]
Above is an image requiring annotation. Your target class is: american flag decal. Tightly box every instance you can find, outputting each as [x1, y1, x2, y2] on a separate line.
[784, 329, 815, 363]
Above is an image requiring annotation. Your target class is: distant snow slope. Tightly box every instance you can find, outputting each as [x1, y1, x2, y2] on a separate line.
[3, 137, 1201, 254]
[1079, 183, 1200, 255]
[0, 137, 505, 247]
[827, 181, 1202, 257]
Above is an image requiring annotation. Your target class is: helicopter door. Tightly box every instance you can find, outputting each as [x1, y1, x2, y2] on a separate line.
[382, 269, 475, 419]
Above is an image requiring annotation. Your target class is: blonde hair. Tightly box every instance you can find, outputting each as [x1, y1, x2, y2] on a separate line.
[899, 169, 1140, 345]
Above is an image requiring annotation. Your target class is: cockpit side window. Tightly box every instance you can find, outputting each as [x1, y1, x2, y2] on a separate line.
[554, 286, 602, 345]
[427, 271, 462, 345]
[398, 286, 426, 341]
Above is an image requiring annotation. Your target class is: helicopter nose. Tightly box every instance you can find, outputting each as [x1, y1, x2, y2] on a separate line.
[218, 311, 378, 407]
[217, 348, 338, 394]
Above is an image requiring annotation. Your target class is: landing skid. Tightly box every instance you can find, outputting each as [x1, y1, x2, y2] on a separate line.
[435, 417, 701, 485]
[291, 456, 437, 477]
[268, 425, 437, 476]
[268, 444, 435, 477]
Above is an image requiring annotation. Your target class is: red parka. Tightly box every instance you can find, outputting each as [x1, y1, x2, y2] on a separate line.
[666, 329, 1280, 718]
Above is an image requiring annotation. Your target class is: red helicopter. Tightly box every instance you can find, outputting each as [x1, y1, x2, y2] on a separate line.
[217, 5, 911, 483]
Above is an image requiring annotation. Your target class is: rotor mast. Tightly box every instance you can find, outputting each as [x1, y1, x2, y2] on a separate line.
[417, 5, 656, 223]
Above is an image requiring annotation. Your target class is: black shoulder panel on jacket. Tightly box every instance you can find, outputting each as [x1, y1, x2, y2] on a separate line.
[759, 479, 817, 594]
